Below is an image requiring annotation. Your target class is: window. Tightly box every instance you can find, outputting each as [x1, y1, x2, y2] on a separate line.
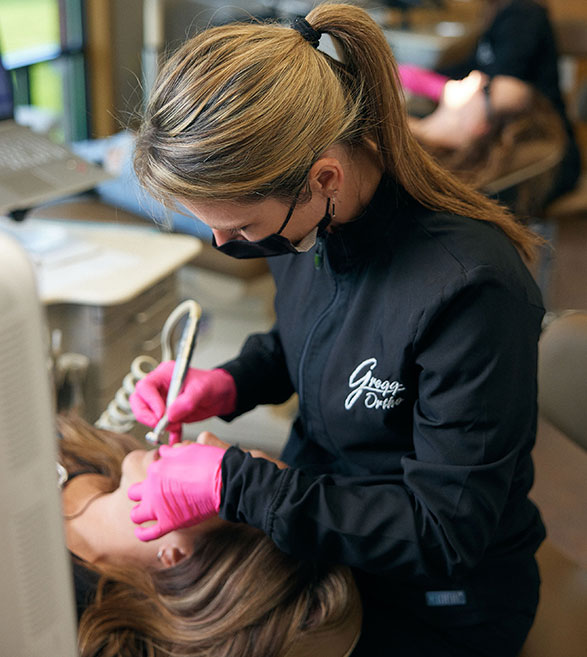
[0, 0, 88, 141]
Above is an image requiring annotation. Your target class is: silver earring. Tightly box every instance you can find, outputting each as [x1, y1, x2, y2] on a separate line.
[331, 195, 336, 219]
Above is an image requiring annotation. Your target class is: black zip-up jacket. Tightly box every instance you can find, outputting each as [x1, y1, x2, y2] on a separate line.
[219, 177, 546, 651]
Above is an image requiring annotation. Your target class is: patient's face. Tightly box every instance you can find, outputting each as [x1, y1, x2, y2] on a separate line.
[66, 446, 220, 570]
[120, 446, 159, 488]
[114, 447, 222, 568]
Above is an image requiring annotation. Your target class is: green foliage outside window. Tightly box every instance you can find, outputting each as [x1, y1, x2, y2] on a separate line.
[0, 0, 60, 55]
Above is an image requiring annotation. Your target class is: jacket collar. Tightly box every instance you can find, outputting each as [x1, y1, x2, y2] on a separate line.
[324, 175, 415, 272]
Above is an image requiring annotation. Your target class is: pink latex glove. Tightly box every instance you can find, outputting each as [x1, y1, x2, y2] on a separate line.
[128, 443, 226, 541]
[398, 64, 449, 103]
[130, 362, 237, 444]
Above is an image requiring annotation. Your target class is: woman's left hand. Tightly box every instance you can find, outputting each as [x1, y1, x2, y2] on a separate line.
[128, 442, 226, 541]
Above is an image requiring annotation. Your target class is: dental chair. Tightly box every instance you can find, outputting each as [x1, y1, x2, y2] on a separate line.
[520, 310, 587, 657]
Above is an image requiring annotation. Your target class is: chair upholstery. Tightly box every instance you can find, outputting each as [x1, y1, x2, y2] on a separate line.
[538, 311, 587, 450]
[520, 541, 587, 657]
[520, 311, 587, 657]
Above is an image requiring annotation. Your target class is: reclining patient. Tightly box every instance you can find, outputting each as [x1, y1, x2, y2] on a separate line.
[407, 72, 567, 216]
[57, 414, 361, 657]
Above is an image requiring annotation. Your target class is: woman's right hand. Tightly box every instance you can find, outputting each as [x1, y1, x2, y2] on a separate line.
[130, 362, 237, 444]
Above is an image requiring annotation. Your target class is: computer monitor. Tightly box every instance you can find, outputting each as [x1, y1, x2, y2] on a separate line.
[0, 232, 78, 656]
[0, 39, 112, 217]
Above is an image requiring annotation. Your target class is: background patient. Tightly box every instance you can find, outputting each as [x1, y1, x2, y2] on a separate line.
[408, 72, 567, 216]
[57, 415, 361, 657]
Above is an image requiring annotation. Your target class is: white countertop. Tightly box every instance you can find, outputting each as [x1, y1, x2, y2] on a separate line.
[0, 217, 202, 305]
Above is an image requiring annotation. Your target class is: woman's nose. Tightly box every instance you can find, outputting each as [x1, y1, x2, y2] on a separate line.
[212, 229, 233, 246]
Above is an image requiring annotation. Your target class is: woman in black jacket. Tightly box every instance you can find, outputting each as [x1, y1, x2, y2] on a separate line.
[130, 5, 546, 655]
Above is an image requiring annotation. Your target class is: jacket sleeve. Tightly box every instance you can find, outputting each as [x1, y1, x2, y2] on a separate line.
[220, 325, 295, 419]
[220, 269, 544, 578]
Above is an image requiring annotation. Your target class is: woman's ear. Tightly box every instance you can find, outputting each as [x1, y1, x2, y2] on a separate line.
[308, 157, 343, 197]
[157, 544, 189, 568]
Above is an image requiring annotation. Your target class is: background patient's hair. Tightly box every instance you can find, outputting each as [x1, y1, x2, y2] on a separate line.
[422, 91, 566, 217]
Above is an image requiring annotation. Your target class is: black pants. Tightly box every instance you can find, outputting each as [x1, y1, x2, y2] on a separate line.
[351, 558, 540, 657]
[352, 603, 536, 657]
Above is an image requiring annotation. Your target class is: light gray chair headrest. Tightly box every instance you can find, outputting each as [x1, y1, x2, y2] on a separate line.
[538, 311, 587, 451]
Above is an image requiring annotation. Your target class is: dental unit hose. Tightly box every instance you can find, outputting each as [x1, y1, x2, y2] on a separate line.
[94, 299, 202, 438]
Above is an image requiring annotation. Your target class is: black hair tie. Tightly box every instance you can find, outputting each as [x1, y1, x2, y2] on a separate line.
[291, 17, 321, 48]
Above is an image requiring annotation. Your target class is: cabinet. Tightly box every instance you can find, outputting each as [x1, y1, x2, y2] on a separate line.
[11, 216, 202, 423]
[45, 274, 179, 422]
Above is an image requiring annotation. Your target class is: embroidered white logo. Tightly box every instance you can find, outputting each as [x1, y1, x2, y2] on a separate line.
[345, 358, 405, 411]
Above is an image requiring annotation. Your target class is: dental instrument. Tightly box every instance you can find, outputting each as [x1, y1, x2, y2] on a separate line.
[145, 299, 202, 445]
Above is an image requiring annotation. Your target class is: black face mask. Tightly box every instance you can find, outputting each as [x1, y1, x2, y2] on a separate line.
[213, 198, 332, 259]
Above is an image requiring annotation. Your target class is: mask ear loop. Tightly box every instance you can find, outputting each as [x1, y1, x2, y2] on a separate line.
[276, 185, 304, 236]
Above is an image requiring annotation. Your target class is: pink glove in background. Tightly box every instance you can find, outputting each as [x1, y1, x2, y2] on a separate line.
[398, 64, 449, 103]
[130, 362, 237, 444]
[128, 443, 226, 541]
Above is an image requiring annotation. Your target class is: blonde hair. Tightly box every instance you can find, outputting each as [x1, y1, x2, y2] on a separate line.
[57, 415, 359, 657]
[134, 2, 540, 259]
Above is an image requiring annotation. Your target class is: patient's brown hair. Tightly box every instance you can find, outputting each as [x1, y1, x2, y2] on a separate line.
[57, 415, 360, 657]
